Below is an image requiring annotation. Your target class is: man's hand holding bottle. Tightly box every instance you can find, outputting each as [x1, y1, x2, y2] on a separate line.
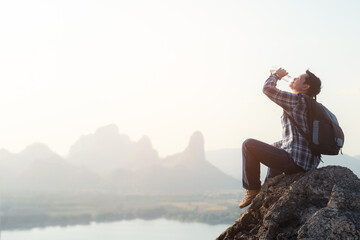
[273, 68, 288, 80]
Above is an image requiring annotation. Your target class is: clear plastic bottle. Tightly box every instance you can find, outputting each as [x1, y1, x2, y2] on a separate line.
[269, 66, 293, 83]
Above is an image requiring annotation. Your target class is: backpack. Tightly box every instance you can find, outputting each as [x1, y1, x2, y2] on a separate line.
[284, 94, 344, 156]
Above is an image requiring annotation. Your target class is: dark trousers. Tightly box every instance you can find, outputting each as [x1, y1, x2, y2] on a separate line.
[242, 138, 305, 190]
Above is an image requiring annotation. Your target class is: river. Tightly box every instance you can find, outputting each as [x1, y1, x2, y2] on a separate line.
[1, 219, 228, 240]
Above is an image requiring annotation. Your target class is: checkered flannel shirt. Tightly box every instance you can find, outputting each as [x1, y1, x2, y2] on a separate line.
[263, 75, 320, 171]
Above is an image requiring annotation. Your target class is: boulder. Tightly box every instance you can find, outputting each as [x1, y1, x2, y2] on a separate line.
[217, 166, 360, 240]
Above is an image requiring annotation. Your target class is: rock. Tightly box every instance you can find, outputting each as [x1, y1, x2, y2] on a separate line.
[217, 166, 360, 240]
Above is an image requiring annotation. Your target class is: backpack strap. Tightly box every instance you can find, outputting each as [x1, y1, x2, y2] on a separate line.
[283, 110, 310, 143]
[283, 94, 321, 161]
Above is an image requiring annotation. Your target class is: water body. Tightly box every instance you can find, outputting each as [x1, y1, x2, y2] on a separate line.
[1, 219, 228, 240]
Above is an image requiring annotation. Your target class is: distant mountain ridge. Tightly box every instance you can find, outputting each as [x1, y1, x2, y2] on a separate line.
[0, 142, 61, 178]
[67, 124, 150, 173]
[0, 125, 240, 194]
[124, 132, 240, 194]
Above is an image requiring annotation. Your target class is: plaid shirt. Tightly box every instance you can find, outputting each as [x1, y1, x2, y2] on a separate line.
[263, 75, 320, 171]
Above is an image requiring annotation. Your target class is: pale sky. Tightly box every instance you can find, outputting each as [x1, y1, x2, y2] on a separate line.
[0, 0, 359, 157]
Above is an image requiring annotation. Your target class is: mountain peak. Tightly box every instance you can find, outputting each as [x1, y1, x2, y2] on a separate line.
[92, 124, 131, 144]
[95, 124, 119, 136]
[0, 148, 12, 157]
[187, 131, 204, 149]
[68, 124, 134, 173]
[20, 143, 57, 159]
[183, 131, 205, 161]
[137, 135, 153, 149]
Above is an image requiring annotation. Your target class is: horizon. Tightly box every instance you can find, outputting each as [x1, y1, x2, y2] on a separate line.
[1, 0, 359, 157]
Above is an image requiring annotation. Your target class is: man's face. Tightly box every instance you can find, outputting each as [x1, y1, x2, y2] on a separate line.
[289, 73, 310, 94]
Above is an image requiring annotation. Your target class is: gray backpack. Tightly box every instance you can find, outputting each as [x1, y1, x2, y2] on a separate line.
[285, 94, 344, 156]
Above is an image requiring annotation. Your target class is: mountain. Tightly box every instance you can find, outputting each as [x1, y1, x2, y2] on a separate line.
[125, 135, 160, 170]
[1, 126, 241, 194]
[0, 143, 58, 175]
[0, 149, 17, 182]
[66, 125, 241, 194]
[0, 142, 63, 182]
[18, 142, 59, 161]
[0, 148, 14, 160]
[0, 143, 102, 192]
[109, 131, 241, 194]
[67, 124, 159, 174]
[14, 155, 102, 192]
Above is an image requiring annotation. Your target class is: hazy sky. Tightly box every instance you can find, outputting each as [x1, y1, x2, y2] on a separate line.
[0, 0, 359, 157]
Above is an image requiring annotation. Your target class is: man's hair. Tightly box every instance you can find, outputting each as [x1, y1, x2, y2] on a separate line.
[304, 70, 322, 99]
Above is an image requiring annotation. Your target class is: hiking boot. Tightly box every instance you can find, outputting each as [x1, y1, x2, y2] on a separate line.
[238, 189, 260, 209]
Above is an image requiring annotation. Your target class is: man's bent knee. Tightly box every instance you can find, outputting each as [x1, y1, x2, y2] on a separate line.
[242, 138, 257, 150]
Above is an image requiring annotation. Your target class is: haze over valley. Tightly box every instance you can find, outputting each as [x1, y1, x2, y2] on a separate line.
[1, 124, 359, 231]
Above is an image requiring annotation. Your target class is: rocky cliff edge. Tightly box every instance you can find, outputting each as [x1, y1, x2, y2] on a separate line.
[217, 166, 360, 240]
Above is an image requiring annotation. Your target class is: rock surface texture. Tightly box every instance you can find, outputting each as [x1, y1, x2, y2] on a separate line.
[217, 166, 360, 240]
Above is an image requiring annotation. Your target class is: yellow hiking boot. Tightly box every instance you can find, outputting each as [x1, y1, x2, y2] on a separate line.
[238, 189, 260, 209]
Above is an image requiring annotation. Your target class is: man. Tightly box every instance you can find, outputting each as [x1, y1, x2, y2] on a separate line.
[239, 68, 322, 209]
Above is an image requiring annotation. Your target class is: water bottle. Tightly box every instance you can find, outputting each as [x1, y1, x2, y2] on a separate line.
[269, 67, 293, 83]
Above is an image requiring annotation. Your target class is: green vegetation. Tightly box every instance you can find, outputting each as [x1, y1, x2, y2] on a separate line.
[0, 190, 245, 230]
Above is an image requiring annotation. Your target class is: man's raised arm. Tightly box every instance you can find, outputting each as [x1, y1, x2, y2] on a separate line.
[263, 68, 299, 112]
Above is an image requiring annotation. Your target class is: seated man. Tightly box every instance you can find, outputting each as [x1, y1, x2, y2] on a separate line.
[239, 68, 322, 208]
